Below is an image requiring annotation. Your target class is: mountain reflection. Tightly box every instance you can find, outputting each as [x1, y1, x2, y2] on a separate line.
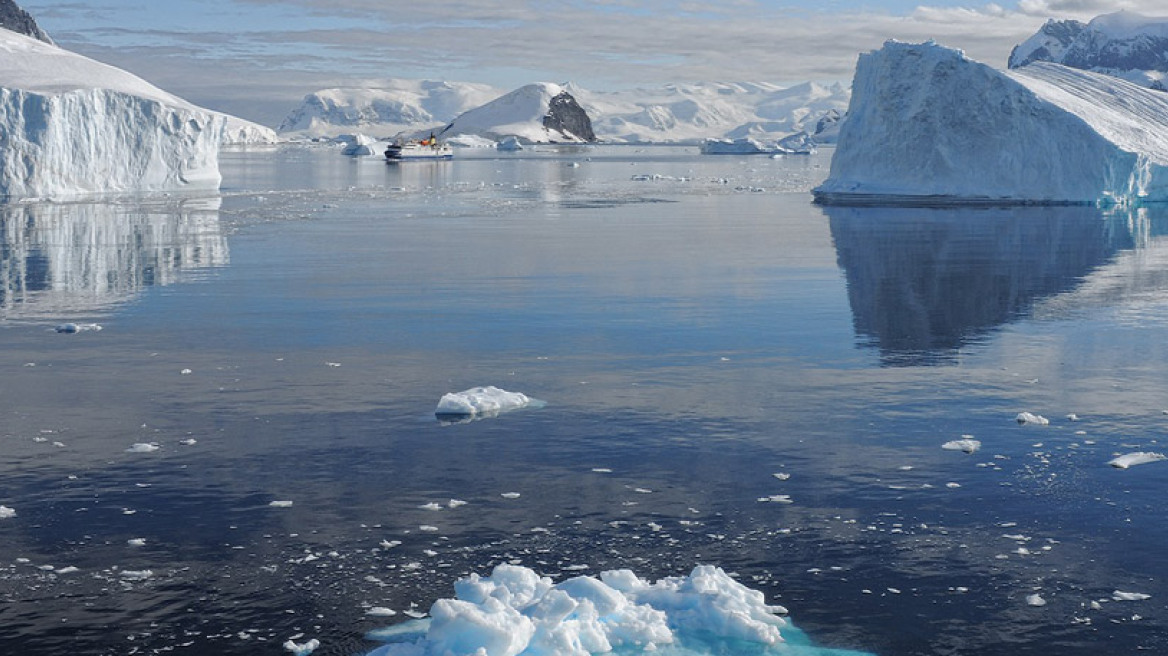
[0, 198, 227, 321]
[825, 205, 1165, 365]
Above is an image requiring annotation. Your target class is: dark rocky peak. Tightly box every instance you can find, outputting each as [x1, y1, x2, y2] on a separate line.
[0, 0, 52, 44]
[544, 91, 596, 142]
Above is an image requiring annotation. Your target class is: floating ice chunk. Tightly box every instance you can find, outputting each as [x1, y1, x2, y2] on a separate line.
[773, 472, 792, 480]
[1026, 594, 1047, 607]
[757, 495, 794, 504]
[1016, 412, 1049, 426]
[127, 538, 146, 547]
[942, 439, 981, 454]
[501, 492, 521, 499]
[120, 569, 153, 581]
[447, 499, 467, 509]
[125, 443, 161, 453]
[180, 368, 192, 375]
[269, 500, 294, 508]
[55, 566, 80, 574]
[1067, 414, 1079, 421]
[1113, 590, 1151, 601]
[1108, 452, 1167, 468]
[0, 506, 14, 519]
[419, 502, 443, 511]
[179, 438, 198, 446]
[283, 637, 320, 656]
[54, 323, 102, 333]
[362, 564, 863, 656]
[367, 607, 397, 617]
[435, 386, 533, 418]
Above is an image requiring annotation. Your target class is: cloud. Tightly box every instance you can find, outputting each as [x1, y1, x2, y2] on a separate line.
[22, 0, 1168, 127]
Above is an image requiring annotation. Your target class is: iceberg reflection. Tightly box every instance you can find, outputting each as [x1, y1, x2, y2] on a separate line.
[0, 197, 227, 321]
[825, 205, 1167, 365]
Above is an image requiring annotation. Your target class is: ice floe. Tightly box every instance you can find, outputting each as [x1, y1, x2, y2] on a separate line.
[1112, 590, 1151, 601]
[125, 442, 161, 453]
[435, 386, 538, 419]
[269, 500, 294, 508]
[1015, 412, 1049, 426]
[0, 506, 14, 519]
[363, 564, 871, 656]
[942, 438, 981, 454]
[284, 637, 320, 655]
[1107, 452, 1167, 468]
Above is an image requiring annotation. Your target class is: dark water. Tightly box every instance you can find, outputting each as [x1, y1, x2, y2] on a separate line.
[2, 145, 1168, 655]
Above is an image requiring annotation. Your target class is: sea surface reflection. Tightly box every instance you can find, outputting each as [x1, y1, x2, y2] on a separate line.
[2, 147, 1168, 656]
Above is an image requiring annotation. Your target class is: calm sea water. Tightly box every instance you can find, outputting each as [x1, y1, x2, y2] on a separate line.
[3, 145, 1168, 656]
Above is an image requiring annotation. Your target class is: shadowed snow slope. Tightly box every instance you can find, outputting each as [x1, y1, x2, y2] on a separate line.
[814, 40, 1168, 206]
[0, 28, 274, 199]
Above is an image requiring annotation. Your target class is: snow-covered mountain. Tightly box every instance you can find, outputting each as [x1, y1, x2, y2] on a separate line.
[815, 40, 1168, 205]
[279, 79, 848, 145]
[277, 80, 502, 137]
[1009, 11, 1168, 90]
[574, 81, 849, 144]
[0, 27, 276, 199]
[438, 82, 595, 144]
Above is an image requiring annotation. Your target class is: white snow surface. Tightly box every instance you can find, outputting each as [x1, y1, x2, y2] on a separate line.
[815, 40, 1168, 206]
[440, 83, 584, 144]
[364, 564, 868, 656]
[278, 81, 501, 137]
[0, 29, 274, 199]
[279, 79, 847, 144]
[436, 386, 532, 417]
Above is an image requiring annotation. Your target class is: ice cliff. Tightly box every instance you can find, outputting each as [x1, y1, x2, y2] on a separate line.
[1009, 11, 1168, 90]
[814, 40, 1168, 206]
[0, 28, 273, 199]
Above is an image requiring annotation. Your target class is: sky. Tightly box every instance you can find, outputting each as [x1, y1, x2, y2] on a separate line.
[19, 0, 1168, 127]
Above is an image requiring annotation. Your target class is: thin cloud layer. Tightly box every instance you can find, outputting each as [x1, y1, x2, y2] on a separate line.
[20, 0, 1168, 126]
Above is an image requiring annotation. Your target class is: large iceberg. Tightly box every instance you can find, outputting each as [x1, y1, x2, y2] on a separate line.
[814, 40, 1168, 206]
[364, 564, 871, 656]
[0, 28, 273, 199]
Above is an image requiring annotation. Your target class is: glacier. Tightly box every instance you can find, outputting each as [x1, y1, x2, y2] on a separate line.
[0, 28, 274, 199]
[813, 40, 1168, 206]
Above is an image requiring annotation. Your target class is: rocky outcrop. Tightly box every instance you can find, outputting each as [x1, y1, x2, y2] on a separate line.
[543, 91, 595, 142]
[0, 0, 51, 44]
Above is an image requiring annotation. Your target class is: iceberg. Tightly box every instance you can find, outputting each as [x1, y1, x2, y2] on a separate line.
[813, 40, 1168, 206]
[0, 28, 273, 199]
[363, 564, 871, 656]
[435, 386, 533, 418]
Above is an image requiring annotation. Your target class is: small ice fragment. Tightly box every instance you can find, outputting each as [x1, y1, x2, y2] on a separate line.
[179, 438, 197, 446]
[946, 482, 962, 489]
[1067, 414, 1079, 421]
[379, 540, 402, 549]
[0, 506, 14, 519]
[127, 538, 146, 547]
[402, 609, 427, 619]
[283, 638, 320, 656]
[120, 569, 153, 581]
[125, 443, 160, 453]
[55, 566, 80, 574]
[55, 323, 102, 333]
[366, 607, 397, 616]
[757, 495, 793, 504]
[269, 500, 294, 508]
[419, 525, 439, 532]
[1026, 593, 1047, 607]
[180, 368, 192, 375]
[1113, 590, 1151, 601]
[942, 439, 981, 454]
[1016, 412, 1049, 425]
[592, 468, 613, 473]
[447, 499, 467, 508]
[501, 492, 521, 499]
[772, 472, 791, 481]
[419, 502, 443, 511]
[1108, 452, 1167, 469]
